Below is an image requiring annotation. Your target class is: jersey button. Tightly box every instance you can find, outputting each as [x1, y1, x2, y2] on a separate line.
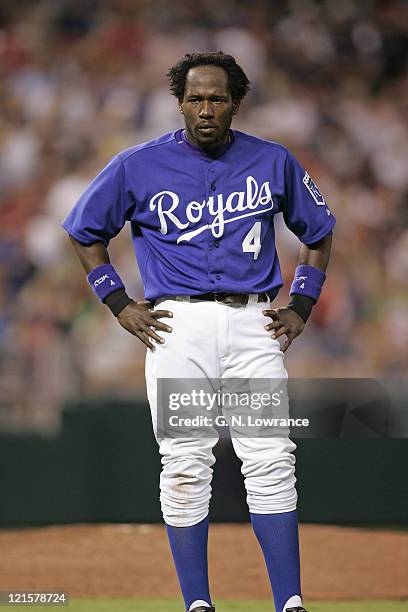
[214, 241, 219, 248]
[216, 274, 221, 280]
[211, 183, 216, 191]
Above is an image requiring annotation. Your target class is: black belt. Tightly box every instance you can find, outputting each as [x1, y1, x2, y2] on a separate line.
[165, 293, 269, 305]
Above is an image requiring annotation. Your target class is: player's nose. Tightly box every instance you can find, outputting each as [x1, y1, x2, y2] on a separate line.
[199, 100, 214, 117]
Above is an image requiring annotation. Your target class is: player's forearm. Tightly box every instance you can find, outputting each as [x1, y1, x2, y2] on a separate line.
[297, 233, 332, 272]
[67, 235, 134, 316]
[68, 236, 110, 274]
[287, 233, 332, 324]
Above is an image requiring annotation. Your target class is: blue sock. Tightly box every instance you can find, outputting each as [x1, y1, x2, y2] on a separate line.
[166, 516, 211, 610]
[250, 510, 301, 612]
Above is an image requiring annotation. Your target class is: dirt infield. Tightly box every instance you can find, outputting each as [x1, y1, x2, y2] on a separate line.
[0, 524, 406, 601]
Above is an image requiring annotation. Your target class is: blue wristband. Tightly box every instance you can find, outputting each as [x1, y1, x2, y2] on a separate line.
[289, 264, 326, 303]
[87, 264, 125, 303]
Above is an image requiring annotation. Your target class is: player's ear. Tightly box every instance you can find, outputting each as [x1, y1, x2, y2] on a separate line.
[232, 99, 240, 115]
[178, 100, 184, 114]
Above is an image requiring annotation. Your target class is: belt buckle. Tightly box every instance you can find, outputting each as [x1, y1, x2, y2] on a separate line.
[214, 292, 227, 304]
[214, 293, 245, 305]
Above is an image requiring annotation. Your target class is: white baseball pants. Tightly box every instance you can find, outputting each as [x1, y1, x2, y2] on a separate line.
[145, 297, 297, 527]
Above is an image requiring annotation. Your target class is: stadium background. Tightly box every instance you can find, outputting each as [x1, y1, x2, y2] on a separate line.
[0, 0, 407, 607]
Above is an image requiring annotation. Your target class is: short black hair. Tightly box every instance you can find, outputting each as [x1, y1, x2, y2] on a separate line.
[167, 52, 251, 103]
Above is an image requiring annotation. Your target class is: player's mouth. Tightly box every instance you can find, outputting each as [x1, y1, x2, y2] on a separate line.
[197, 124, 217, 135]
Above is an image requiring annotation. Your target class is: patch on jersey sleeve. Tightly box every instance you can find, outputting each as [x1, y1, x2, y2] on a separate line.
[303, 172, 326, 206]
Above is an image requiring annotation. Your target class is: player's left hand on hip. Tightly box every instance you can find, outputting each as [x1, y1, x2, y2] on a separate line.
[263, 307, 305, 352]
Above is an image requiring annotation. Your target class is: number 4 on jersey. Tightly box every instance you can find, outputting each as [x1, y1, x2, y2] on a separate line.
[242, 221, 262, 260]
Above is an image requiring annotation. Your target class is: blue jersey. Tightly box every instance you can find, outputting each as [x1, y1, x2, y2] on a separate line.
[62, 129, 335, 301]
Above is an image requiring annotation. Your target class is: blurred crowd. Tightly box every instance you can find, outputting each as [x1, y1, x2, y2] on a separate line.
[0, 0, 407, 432]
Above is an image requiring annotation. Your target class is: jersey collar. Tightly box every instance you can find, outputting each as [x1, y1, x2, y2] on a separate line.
[176, 129, 235, 159]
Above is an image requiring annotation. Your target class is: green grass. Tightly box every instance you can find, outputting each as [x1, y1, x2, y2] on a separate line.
[1, 599, 406, 611]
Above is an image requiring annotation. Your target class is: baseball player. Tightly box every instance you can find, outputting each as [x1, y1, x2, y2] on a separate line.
[63, 52, 334, 612]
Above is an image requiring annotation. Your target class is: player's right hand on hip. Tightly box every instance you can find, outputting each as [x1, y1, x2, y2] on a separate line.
[117, 300, 173, 349]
